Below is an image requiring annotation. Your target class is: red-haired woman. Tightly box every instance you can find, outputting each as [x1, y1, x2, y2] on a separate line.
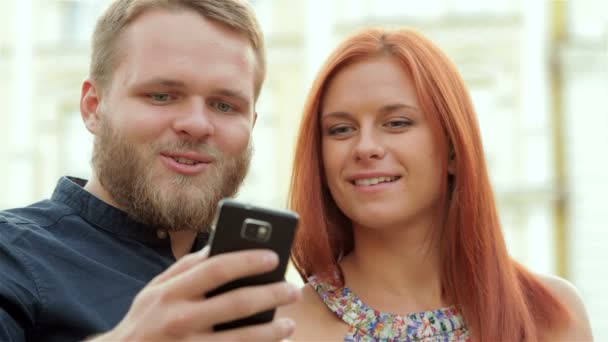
[278, 28, 592, 341]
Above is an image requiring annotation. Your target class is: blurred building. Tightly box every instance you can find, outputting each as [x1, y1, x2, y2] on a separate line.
[1, 0, 606, 337]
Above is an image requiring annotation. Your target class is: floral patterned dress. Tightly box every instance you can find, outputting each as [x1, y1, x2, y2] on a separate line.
[309, 276, 471, 342]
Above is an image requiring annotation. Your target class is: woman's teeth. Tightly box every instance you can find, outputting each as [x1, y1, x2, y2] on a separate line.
[353, 176, 399, 186]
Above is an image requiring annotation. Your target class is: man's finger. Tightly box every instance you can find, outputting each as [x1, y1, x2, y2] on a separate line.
[161, 249, 279, 298]
[193, 281, 301, 330]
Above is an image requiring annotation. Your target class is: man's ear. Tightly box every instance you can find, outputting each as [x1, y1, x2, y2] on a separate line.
[448, 150, 456, 175]
[80, 79, 103, 135]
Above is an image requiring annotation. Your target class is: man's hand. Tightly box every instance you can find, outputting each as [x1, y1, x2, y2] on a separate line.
[91, 247, 301, 341]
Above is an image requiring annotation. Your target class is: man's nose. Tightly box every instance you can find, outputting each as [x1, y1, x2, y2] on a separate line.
[172, 98, 215, 141]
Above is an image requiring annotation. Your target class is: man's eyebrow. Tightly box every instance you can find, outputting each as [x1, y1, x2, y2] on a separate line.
[134, 78, 187, 88]
[214, 88, 251, 106]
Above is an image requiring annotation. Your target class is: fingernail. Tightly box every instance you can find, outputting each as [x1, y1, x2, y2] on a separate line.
[284, 283, 297, 298]
[262, 251, 278, 265]
[198, 245, 209, 258]
[280, 318, 295, 335]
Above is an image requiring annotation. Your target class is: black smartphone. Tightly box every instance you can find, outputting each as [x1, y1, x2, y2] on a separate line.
[205, 198, 299, 331]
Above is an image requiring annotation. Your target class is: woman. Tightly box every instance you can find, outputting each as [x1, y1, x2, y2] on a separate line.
[278, 28, 592, 341]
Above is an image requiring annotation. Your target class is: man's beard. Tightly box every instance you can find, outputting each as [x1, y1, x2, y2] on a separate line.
[91, 119, 251, 233]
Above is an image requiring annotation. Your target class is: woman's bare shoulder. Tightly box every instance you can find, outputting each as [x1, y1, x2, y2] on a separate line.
[536, 273, 593, 341]
[277, 283, 347, 341]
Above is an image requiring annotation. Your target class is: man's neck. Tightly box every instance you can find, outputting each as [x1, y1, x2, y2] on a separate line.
[84, 175, 121, 208]
[83, 175, 197, 259]
[168, 230, 198, 259]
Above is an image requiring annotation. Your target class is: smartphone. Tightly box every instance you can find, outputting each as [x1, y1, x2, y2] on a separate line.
[205, 198, 299, 331]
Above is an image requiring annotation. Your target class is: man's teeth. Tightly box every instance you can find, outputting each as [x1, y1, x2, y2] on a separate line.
[354, 176, 399, 186]
[172, 157, 199, 165]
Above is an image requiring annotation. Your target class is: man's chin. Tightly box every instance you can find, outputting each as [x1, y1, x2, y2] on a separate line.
[156, 171, 209, 188]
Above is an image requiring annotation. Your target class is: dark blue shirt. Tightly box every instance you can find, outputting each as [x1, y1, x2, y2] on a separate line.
[0, 177, 208, 341]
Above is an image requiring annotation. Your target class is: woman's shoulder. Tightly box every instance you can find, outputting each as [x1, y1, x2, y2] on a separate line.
[277, 283, 347, 341]
[535, 273, 593, 341]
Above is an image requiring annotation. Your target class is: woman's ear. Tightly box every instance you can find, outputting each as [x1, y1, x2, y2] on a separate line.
[80, 79, 102, 134]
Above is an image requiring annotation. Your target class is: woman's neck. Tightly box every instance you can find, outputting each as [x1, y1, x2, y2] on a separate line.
[339, 219, 446, 315]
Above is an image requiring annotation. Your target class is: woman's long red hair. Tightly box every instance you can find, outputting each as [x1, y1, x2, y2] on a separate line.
[289, 28, 569, 341]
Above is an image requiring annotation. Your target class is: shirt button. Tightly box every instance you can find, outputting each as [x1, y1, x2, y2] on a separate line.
[156, 229, 168, 239]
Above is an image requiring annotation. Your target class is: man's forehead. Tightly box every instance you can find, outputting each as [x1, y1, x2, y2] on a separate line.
[111, 10, 257, 96]
[123, 8, 252, 52]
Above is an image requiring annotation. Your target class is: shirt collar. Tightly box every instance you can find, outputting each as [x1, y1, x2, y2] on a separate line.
[50, 176, 208, 252]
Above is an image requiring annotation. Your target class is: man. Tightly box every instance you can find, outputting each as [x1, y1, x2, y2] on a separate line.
[0, 0, 300, 341]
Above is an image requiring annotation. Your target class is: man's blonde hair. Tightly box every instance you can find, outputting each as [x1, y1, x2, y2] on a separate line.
[91, 0, 266, 99]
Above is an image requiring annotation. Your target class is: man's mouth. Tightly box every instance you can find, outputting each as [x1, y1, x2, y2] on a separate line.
[159, 152, 214, 176]
[172, 157, 201, 166]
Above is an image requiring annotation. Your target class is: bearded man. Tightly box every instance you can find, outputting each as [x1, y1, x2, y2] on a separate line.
[0, 1, 300, 341]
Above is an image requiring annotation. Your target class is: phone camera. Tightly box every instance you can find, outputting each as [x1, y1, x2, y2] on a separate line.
[241, 219, 272, 242]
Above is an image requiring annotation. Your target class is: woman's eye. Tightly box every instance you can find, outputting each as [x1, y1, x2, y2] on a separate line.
[385, 120, 412, 129]
[213, 102, 234, 113]
[328, 125, 354, 136]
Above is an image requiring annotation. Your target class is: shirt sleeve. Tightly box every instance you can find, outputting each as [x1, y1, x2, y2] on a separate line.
[0, 222, 40, 341]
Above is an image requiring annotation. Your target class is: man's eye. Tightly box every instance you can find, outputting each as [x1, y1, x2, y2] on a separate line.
[149, 94, 172, 102]
[213, 102, 234, 113]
